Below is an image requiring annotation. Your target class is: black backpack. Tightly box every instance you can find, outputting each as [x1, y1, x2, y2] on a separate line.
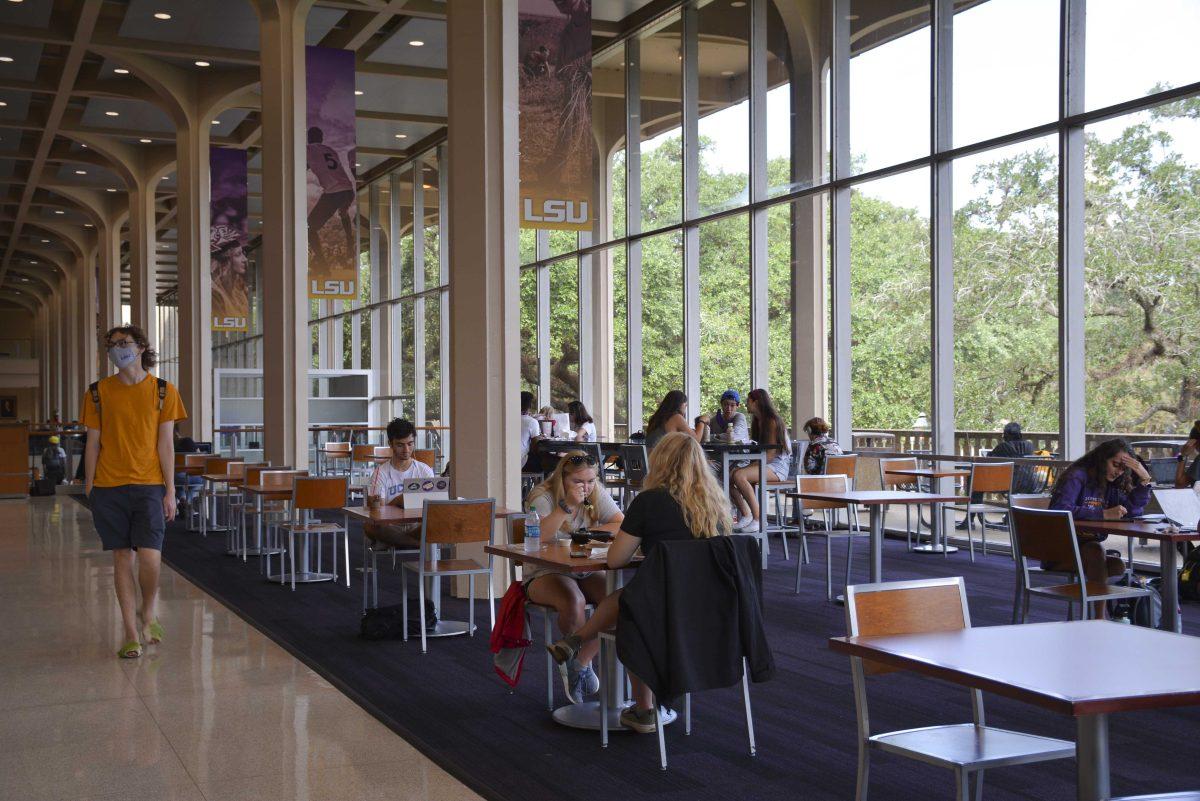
[1109, 575, 1164, 629]
[359, 600, 439, 640]
[1179, 544, 1200, 602]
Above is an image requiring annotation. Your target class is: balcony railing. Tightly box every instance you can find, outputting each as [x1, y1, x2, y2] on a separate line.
[851, 429, 1186, 459]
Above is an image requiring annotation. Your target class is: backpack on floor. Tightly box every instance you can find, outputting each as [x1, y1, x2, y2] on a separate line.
[1179, 544, 1200, 602]
[359, 600, 438, 640]
[1109, 575, 1164, 629]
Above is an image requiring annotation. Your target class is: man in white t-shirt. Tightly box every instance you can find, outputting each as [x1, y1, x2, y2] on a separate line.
[520, 390, 541, 471]
[364, 418, 435, 550]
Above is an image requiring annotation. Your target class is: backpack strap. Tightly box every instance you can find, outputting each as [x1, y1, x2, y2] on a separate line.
[155, 377, 167, 412]
[88, 381, 101, 422]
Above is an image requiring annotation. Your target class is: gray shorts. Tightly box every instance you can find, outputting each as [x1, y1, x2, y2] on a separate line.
[90, 484, 167, 551]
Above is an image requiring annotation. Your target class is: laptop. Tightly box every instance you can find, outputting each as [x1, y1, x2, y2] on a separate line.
[1151, 488, 1200, 532]
[398, 476, 451, 508]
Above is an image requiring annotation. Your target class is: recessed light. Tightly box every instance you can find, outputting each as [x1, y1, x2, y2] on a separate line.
[114, 68, 130, 75]
[81, 144, 87, 148]
[194, 60, 210, 67]
[0, 57, 13, 63]
[730, 1, 746, 6]
[106, 188, 117, 192]
[721, 70, 735, 77]
[394, 133, 407, 139]
[153, 12, 171, 20]
[210, 119, 220, 125]
[354, 162, 361, 167]
[84, 223, 93, 227]
[422, 183, 432, 189]
[40, 239, 48, 243]
[105, 110, 119, 117]
[408, 40, 424, 47]
[139, 138, 151, 143]
[54, 210, 63, 215]
[354, 90, 363, 96]
[75, 170, 86, 175]
[0, 101, 6, 107]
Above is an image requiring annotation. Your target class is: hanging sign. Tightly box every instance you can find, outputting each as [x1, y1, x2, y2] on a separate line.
[210, 146, 250, 332]
[305, 46, 359, 300]
[519, 0, 594, 230]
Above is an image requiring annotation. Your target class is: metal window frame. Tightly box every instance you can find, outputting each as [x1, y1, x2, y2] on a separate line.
[625, 34, 644, 432]
[681, 0, 701, 411]
[931, 0, 954, 479]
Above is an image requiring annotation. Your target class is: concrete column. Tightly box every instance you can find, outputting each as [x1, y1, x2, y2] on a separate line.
[63, 269, 79, 419]
[256, 0, 313, 467]
[128, 181, 157, 343]
[99, 220, 122, 334]
[174, 122, 213, 438]
[81, 251, 99, 385]
[447, 0, 521, 589]
[48, 289, 61, 419]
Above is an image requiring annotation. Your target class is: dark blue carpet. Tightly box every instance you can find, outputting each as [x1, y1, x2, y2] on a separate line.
[152, 508, 1200, 801]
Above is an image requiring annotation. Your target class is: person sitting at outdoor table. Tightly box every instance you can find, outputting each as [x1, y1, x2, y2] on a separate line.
[1048, 438, 1153, 618]
[519, 391, 541, 473]
[801, 416, 842, 475]
[546, 432, 732, 733]
[730, 388, 791, 534]
[1175, 419, 1200, 488]
[567, 400, 596, 443]
[644, 390, 705, 452]
[362, 418, 436, 549]
[524, 451, 624, 704]
[696, 389, 749, 443]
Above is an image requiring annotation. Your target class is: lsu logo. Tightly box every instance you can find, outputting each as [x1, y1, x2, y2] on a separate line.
[310, 279, 356, 296]
[523, 198, 589, 225]
[212, 316, 247, 329]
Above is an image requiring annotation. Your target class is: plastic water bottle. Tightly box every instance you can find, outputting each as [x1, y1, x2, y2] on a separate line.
[524, 507, 541, 552]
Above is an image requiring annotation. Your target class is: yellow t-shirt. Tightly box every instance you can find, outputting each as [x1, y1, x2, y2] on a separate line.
[80, 373, 187, 487]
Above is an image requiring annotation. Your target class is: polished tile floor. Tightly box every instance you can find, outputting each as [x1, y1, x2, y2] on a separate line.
[0, 495, 482, 801]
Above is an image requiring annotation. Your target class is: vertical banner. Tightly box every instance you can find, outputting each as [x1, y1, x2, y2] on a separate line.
[210, 146, 250, 332]
[518, 0, 593, 230]
[305, 46, 358, 300]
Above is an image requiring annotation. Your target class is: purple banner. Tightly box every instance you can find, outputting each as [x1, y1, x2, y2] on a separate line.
[210, 146, 249, 332]
[305, 46, 358, 300]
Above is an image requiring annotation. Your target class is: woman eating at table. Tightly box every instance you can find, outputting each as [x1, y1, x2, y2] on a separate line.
[1048, 438, 1152, 617]
[730, 388, 792, 533]
[524, 451, 624, 704]
[547, 432, 731, 733]
[643, 390, 705, 452]
[567, 400, 597, 443]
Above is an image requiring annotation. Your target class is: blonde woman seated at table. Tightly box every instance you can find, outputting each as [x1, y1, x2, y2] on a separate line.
[547, 433, 732, 734]
[643, 390, 706, 453]
[525, 451, 624, 704]
[363, 418, 435, 549]
[730, 388, 791, 533]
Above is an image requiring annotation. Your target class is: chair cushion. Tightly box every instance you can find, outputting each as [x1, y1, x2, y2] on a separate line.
[870, 723, 1074, 769]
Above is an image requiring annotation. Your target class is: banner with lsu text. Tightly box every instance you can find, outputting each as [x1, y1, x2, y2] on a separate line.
[305, 46, 358, 300]
[210, 146, 250, 332]
[518, 0, 593, 230]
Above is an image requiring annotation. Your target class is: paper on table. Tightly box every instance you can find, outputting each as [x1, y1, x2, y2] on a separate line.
[589, 546, 609, 559]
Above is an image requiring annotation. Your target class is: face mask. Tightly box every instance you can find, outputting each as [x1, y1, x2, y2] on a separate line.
[107, 344, 140, 369]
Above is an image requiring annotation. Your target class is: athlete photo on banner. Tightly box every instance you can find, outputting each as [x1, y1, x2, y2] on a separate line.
[518, 0, 593, 231]
[209, 146, 250, 332]
[305, 45, 358, 300]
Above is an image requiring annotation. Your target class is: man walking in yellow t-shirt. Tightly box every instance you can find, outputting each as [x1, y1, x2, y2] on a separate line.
[82, 326, 187, 659]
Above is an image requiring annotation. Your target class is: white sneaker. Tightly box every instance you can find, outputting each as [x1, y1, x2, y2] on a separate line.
[734, 513, 753, 531]
[739, 519, 760, 534]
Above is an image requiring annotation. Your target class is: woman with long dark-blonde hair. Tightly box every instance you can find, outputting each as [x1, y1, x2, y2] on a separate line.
[547, 432, 731, 733]
[523, 451, 623, 704]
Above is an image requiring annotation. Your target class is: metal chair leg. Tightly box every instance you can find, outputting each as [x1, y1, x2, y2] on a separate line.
[972, 768, 984, 801]
[955, 768, 970, 801]
[794, 534, 804, 594]
[684, 693, 692, 735]
[545, 611, 554, 711]
[980, 514, 988, 557]
[401, 567, 409, 642]
[855, 739, 870, 801]
[468, 572, 475, 636]
[419, 571, 428, 653]
[825, 532, 833, 602]
[599, 636, 608, 747]
[742, 658, 756, 756]
[654, 701, 667, 771]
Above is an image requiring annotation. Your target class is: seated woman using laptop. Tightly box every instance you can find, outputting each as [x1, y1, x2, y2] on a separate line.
[1049, 438, 1152, 616]
[546, 433, 731, 734]
[524, 452, 624, 705]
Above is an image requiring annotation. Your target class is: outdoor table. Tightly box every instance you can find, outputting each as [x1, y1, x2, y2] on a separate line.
[830, 620, 1200, 801]
[240, 483, 291, 564]
[1072, 518, 1200, 634]
[485, 541, 666, 733]
[885, 468, 970, 555]
[788, 490, 960, 583]
[703, 442, 768, 568]
[345, 503, 520, 638]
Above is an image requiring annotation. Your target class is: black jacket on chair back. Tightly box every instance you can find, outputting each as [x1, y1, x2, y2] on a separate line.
[616, 535, 774, 705]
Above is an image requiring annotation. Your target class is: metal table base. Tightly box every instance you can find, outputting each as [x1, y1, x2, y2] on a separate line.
[912, 543, 959, 554]
[553, 701, 677, 732]
[267, 570, 337, 584]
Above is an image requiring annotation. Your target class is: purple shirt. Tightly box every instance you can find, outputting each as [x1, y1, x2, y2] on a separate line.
[1050, 467, 1151, 537]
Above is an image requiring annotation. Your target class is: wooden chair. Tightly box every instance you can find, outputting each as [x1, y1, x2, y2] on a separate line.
[181, 453, 209, 526]
[823, 452, 861, 536]
[350, 444, 381, 482]
[276, 476, 349, 591]
[878, 457, 922, 549]
[234, 465, 287, 560]
[844, 577, 1075, 801]
[1006, 494, 1070, 622]
[1009, 506, 1150, 622]
[794, 474, 868, 600]
[199, 457, 241, 536]
[259, 470, 306, 575]
[413, 448, 437, 470]
[401, 498, 497, 653]
[948, 462, 1014, 561]
[321, 441, 352, 476]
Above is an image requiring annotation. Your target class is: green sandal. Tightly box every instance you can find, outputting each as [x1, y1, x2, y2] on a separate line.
[117, 640, 143, 659]
[146, 620, 164, 645]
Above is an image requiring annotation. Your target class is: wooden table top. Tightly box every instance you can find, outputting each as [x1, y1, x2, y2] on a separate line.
[342, 504, 521, 524]
[201, 474, 241, 483]
[242, 484, 294, 498]
[486, 541, 641, 574]
[786, 489, 962, 506]
[886, 468, 969, 479]
[179, 465, 205, 475]
[829, 620, 1200, 716]
[1072, 518, 1200, 543]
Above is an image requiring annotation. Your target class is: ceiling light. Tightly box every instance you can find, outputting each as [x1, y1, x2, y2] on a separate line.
[106, 188, 117, 192]
[721, 70, 735, 77]
[84, 223, 93, 227]
[354, 90, 363, 96]
[354, 162, 361, 167]
[194, 60, 210, 67]
[153, 12, 172, 20]
[210, 119, 220, 125]
[75, 169, 86, 175]
[114, 68, 130, 75]
[54, 210, 63, 215]
[40, 239, 48, 243]
[0, 101, 6, 107]
[394, 133, 407, 139]
[422, 183, 432, 189]
[730, 1, 746, 6]
[139, 138, 151, 143]
[105, 110, 119, 117]
[0, 57, 13, 63]
[408, 40, 424, 47]
[81, 144, 87, 148]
